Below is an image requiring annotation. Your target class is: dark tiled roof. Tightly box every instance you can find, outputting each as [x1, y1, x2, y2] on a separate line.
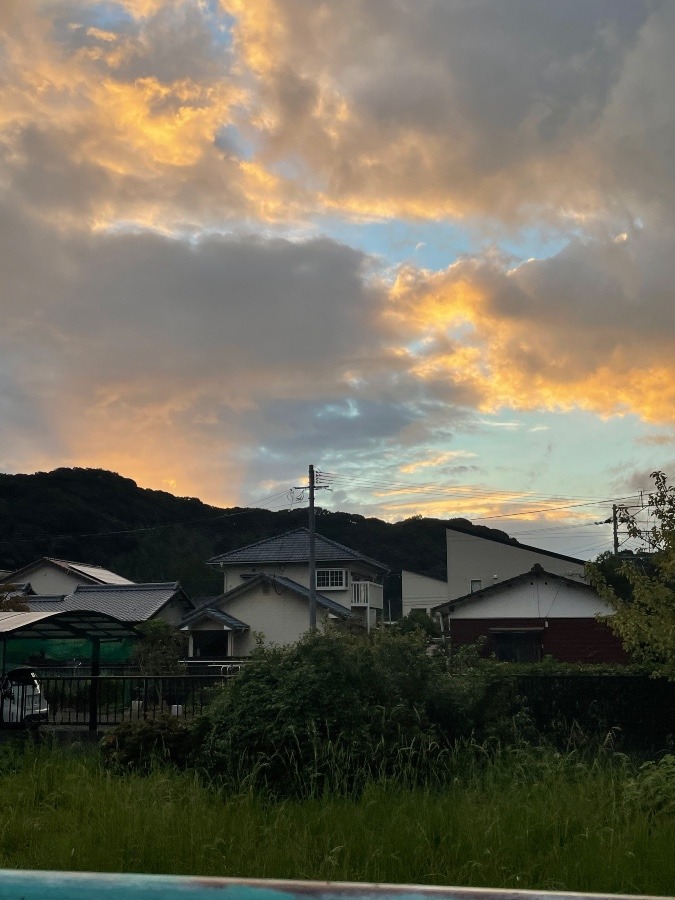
[27, 583, 189, 623]
[182, 574, 354, 627]
[269, 575, 355, 618]
[207, 528, 388, 572]
[181, 606, 249, 630]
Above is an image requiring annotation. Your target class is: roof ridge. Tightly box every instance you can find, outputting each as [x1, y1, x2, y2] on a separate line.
[73, 581, 179, 592]
[207, 527, 388, 570]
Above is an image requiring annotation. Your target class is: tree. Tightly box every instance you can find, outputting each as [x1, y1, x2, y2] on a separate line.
[132, 620, 187, 675]
[395, 608, 441, 639]
[589, 472, 675, 679]
[0, 584, 29, 612]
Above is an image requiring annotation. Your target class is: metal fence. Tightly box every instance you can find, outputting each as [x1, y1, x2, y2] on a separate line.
[1, 675, 231, 730]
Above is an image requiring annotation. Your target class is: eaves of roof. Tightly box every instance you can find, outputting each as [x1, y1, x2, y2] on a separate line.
[432, 568, 594, 614]
[180, 606, 249, 631]
[190, 573, 355, 620]
[27, 582, 191, 623]
[2, 557, 134, 586]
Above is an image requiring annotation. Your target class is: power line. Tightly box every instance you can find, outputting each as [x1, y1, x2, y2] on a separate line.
[319, 470, 643, 509]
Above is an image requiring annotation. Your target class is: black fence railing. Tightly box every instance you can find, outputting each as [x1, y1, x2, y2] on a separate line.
[25, 675, 230, 730]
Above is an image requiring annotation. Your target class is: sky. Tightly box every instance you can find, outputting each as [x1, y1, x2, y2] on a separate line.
[2, 0, 675, 559]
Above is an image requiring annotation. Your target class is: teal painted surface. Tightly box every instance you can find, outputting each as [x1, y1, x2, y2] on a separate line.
[0, 872, 670, 900]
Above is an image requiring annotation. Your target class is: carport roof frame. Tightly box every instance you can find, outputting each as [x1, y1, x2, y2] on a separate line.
[0, 609, 139, 642]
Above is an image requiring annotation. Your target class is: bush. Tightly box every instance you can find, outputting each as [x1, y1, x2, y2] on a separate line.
[196, 628, 525, 796]
[625, 754, 675, 821]
[100, 717, 194, 773]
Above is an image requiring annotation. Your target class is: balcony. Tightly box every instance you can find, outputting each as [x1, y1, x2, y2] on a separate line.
[350, 581, 383, 609]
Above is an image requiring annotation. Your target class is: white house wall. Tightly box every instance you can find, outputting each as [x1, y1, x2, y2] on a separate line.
[401, 570, 448, 616]
[153, 596, 189, 626]
[16, 566, 89, 595]
[217, 562, 379, 610]
[448, 579, 613, 619]
[220, 586, 325, 655]
[447, 531, 586, 602]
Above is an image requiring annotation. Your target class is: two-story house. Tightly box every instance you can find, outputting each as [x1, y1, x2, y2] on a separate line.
[180, 528, 389, 658]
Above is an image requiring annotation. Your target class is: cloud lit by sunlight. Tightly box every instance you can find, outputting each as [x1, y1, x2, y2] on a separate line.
[1, 0, 675, 535]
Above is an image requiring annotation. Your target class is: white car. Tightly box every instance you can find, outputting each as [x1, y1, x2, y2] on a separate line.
[0, 667, 49, 726]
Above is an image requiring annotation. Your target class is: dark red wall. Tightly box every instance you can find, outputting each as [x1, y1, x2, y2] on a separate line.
[448, 617, 628, 664]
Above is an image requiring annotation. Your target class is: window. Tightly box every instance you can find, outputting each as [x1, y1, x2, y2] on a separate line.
[316, 569, 347, 590]
[470, 579, 482, 593]
[491, 630, 542, 663]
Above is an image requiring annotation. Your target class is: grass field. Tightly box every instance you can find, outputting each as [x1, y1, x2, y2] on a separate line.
[0, 740, 673, 894]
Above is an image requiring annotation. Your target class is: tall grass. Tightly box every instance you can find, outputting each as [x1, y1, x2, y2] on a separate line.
[0, 739, 673, 895]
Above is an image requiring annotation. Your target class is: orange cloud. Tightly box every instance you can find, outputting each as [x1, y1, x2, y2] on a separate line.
[384, 249, 675, 425]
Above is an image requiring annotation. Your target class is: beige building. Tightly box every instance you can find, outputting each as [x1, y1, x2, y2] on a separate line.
[182, 528, 389, 658]
[446, 525, 586, 601]
[1, 557, 134, 595]
[402, 525, 587, 619]
[401, 570, 448, 617]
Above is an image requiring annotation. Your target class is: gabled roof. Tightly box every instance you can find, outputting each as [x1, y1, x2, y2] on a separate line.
[180, 606, 250, 631]
[27, 582, 191, 623]
[182, 573, 355, 628]
[2, 557, 134, 586]
[207, 528, 389, 573]
[432, 565, 593, 615]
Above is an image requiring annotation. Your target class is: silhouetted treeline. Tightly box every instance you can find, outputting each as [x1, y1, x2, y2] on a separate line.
[0, 468, 515, 609]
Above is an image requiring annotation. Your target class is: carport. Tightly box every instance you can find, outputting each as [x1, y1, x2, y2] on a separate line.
[0, 610, 138, 730]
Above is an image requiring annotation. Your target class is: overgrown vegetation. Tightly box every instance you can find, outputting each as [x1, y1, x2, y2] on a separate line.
[0, 738, 673, 893]
[590, 470, 675, 679]
[2, 626, 674, 891]
[192, 628, 523, 796]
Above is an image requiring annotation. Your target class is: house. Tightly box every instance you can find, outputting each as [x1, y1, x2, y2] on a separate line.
[433, 564, 626, 664]
[1, 557, 135, 595]
[181, 528, 389, 658]
[402, 524, 587, 617]
[2, 559, 193, 626]
[445, 523, 586, 600]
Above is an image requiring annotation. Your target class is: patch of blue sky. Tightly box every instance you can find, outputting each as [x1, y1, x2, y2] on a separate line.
[314, 217, 472, 271]
[316, 400, 360, 420]
[464, 408, 652, 502]
[78, 2, 135, 31]
[215, 124, 257, 161]
[313, 216, 572, 274]
[204, 0, 235, 51]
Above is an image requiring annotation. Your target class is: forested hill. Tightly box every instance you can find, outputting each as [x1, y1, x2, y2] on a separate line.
[0, 468, 518, 603]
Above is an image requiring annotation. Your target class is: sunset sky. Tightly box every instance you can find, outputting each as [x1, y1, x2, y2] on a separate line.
[2, 0, 674, 558]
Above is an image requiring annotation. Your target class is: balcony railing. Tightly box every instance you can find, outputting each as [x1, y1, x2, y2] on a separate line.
[350, 581, 383, 609]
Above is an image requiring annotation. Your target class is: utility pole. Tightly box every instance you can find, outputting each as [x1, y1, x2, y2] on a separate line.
[612, 504, 619, 557]
[308, 463, 317, 630]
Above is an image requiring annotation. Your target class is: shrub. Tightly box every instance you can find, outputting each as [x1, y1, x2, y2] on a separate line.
[625, 754, 675, 821]
[100, 717, 194, 773]
[196, 628, 526, 796]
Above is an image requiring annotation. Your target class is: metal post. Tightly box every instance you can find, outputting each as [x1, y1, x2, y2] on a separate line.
[88, 637, 100, 733]
[309, 463, 317, 631]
